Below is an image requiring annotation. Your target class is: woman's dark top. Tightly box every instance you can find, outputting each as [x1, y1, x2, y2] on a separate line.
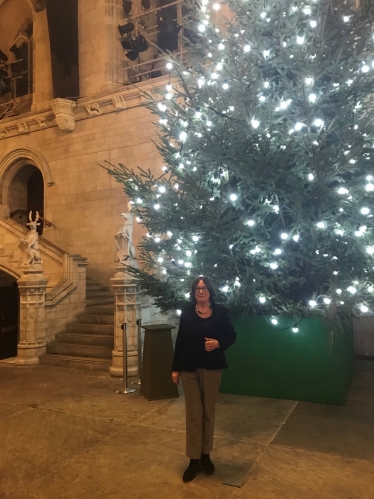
[172, 303, 237, 372]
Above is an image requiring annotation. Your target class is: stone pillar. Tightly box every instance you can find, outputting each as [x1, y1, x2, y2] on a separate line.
[110, 265, 141, 377]
[79, 0, 123, 95]
[15, 267, 48, 365]
[31, 8, 53, 112]
[0, 205, 10, 219]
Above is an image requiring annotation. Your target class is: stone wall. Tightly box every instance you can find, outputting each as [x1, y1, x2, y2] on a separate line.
[0, 85, 164, 287]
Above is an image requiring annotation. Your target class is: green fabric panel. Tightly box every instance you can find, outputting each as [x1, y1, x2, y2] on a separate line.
[220, 316, 354, 405]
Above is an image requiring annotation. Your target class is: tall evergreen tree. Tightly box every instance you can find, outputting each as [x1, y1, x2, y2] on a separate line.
[107, 0, 374, 332]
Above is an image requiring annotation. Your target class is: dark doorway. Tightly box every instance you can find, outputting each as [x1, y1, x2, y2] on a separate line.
[27, 170, 44, 235]
[9, 165, 44, 233]
[0, 275, 18, 361]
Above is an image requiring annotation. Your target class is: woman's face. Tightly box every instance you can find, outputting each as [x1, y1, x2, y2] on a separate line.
[195, 279, 210, 302]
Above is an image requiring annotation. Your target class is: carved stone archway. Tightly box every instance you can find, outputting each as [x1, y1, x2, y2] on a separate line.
[0, 147, 54, 218]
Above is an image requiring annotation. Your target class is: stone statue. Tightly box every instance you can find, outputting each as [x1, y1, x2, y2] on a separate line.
[19, 211, 42, 267]
[115, 213, 136, 264]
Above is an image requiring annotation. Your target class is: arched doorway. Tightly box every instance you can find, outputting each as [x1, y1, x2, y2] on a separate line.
[0, 270, 18, 360]
[8, 164, 44, 234]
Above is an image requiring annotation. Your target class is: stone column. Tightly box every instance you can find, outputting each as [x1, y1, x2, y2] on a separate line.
[15, 267, 48, 365]
[0, 205, 10, 219]
[79, 0, 123, 95]
[31, 7, 53, 112]
[110, 265, 141, 377]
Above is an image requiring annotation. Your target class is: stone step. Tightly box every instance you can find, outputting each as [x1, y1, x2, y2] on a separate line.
[66, 322, 114, 334]
[75, 314, 114, 326]
[39, 354, 110, 372]
[86, 288, 111, 296]
[56, 332, 114, 347]
[86, 296, 114, 307]
[46, 342, 112, 359]
[84, 304, 114, 315]
[86, 283, 106, 291]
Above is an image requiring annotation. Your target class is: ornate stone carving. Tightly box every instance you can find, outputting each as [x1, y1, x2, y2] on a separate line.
[112, 95, 127, 111]
[37, 118, 48, 129]
[18, 122, 29, 134]
[110, 222, 141, 377]
[18, 211, 43, 270]
[50, 98, 76, 132]
[110, 276, 141, 378]
[31, 0, 46, 12]
[85, 103, 101, 116]
[115, 212, 136, 264]
[16, 269, 48, 365]
[0, 128, 8, 138]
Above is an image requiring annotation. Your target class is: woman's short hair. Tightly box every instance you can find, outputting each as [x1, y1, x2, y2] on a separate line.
[189, 276, 216, 304]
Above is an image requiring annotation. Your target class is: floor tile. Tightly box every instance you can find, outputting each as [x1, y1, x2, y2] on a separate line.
[235, 445, 374, 499]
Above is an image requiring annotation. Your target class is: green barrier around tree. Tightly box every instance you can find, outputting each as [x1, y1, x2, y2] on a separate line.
[220, 316, 354, 405]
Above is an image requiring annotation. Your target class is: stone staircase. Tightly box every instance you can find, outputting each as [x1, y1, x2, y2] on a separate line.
[40, 278, 114, 372]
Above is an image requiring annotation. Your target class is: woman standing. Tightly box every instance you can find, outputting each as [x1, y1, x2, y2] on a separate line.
[172, 276, 237, 482]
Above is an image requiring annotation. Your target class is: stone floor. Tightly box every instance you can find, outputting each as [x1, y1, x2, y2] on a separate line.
[0, 359, 374, 499]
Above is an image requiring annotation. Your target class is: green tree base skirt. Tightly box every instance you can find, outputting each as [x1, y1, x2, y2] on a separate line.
[220, 316, 354, 405]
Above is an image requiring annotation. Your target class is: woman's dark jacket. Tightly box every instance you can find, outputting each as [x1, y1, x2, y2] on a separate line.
[172, 303, 237, 372]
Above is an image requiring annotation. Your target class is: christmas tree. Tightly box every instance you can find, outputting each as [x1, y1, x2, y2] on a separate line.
[107, 0, 374, 332]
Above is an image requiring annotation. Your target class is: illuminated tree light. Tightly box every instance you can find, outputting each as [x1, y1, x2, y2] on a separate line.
[313, 118, 324, 127]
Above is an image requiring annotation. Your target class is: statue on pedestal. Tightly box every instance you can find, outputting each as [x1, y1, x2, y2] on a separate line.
[115, 213, 136, 264]
[19, 211, 42, 267]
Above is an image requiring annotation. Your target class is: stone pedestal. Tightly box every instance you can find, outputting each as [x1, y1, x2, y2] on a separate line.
[15, 266, 48, 365]
[110, 264, 141, 377]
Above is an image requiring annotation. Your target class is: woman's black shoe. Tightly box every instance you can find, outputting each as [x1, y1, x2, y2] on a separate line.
[182, 459, 201, 482]
[200, 453, 215, 474]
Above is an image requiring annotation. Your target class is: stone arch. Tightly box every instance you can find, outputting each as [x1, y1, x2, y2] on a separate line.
[0, 264, 21, 280]
[0, 147, 54, 209]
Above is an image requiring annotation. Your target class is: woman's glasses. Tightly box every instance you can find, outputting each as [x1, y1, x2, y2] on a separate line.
[195, 286, 208, 292]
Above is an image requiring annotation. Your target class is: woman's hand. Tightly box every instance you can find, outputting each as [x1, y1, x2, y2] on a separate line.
[205, 337, 220, 351]
[172, 371, 181, 384]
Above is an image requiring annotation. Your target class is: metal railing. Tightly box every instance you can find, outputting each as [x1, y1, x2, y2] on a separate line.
[119, 0, 187, 84]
